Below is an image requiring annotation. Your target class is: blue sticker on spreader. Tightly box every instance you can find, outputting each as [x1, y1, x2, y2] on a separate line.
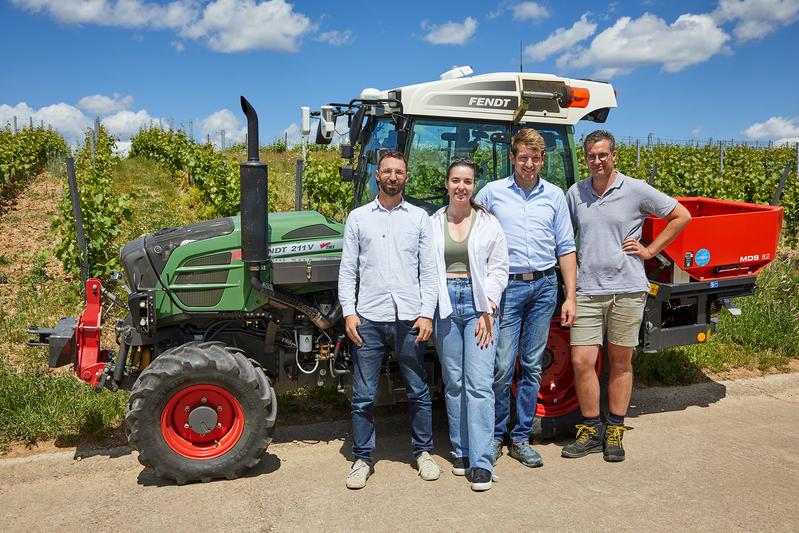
[710, 281, 719, 288]
[696, 248, 711, 267]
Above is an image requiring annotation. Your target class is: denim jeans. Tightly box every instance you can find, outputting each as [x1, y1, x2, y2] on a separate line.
[351, 317, 433, 464]
[493, 272, 558, 443]
[434, 278, 498, 473]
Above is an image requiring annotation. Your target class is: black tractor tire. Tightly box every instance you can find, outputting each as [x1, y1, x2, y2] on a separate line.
[125, 341, 276, 484]
[532, 408, 583, 441]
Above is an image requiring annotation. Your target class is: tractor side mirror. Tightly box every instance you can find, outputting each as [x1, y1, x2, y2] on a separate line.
[349, 107, 366, 147]
[315, 105, 335, 145]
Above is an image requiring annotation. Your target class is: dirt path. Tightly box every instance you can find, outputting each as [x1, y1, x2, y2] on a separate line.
[0, 171, 65, 312]
[2, 373, 798, 532]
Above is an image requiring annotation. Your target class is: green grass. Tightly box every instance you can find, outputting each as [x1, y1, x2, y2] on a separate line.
[113, 156, 202, 238]
[0, 359, 128, 449]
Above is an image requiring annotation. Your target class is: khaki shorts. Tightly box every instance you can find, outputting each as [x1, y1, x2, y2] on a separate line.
[570, 292, 648, 347]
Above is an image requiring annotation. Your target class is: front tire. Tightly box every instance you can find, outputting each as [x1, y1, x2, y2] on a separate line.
[126, 341, 276, 484]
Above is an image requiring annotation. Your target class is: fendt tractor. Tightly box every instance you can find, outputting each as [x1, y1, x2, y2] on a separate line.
[29, 68, 784, 484]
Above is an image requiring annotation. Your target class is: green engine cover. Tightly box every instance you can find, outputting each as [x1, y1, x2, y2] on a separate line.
[150, 211, 344, 318]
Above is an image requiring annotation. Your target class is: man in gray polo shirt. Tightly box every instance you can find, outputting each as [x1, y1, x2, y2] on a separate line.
[562, 130, 691, 462]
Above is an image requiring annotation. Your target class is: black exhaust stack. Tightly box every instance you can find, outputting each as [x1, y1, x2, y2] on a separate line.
[239, 96, 268, 279]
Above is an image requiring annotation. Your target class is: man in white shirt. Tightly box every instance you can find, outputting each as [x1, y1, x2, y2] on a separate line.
[338, 150, 440, 489]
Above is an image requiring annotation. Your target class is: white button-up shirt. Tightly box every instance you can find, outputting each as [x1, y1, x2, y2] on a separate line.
[338, 198, 438, 322]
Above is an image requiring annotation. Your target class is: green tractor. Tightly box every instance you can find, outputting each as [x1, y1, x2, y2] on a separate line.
[29, 69, 782, 484]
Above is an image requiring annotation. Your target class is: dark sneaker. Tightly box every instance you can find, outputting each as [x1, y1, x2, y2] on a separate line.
[490, 440, 503, 466]
[469, 468, 492, 492]
[604, 425, 628, 462]
[561, 423, 605, 458]
[509, 441, 543, 468]
[451, 457, 469, 476]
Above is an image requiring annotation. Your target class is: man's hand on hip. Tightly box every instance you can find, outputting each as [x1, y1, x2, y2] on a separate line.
[345, 314, 363, 347]
[413, 316, 433, 344]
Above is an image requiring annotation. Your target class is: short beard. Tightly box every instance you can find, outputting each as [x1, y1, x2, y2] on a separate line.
[378, 180, 403, 197]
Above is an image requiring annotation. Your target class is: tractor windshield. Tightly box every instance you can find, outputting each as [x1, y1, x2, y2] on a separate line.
[353, 117, 575, 213]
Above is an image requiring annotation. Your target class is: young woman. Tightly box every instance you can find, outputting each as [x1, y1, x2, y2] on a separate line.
[431, 157, 509, 491]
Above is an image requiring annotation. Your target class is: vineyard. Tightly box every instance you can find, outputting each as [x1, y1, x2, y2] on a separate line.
[0, 126, 68, 201]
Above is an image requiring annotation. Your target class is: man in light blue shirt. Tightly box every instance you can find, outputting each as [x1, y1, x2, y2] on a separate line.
[338, 150, 440, 489]
[475, 128, 577, 468]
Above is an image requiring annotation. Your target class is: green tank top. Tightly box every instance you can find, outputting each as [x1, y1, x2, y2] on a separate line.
[444, 209, 476, 273]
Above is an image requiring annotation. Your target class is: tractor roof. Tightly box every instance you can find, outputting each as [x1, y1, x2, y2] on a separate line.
[367, 71, 617, 125]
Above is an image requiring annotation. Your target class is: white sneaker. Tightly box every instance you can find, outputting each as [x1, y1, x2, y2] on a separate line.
[416, 451, 441, 481]
[346, 459, 371, 489]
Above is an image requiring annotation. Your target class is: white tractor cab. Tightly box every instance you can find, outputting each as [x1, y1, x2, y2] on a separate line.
[304, 67, 616, 213]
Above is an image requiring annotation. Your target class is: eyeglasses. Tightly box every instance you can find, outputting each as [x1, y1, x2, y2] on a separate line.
[586, 153, 611, 162]
[379, 168, 407, 178]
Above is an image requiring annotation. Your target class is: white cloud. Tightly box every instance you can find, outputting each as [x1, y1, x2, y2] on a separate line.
[77, 93, 134, 115]
[180, 0, 313, 53]
[171, 40, 185, 52]
[10, 0, 196, 29]
[11, 0, 314, 53]
[102, 109, 157, 140]
[559, 13, 730, 78]
[422, 17, 478, 45]
[524, 13, 596, 61]
[690, 127, 702, 137]
[199, 109, 246, 147]
[0, 101, 91, 145]
[282, 122, 301, 147]
[742, 116, 799, 146]
[713, 0, 799, 41]
[512, 2, 549, 22]
[315, 29, 354, 46]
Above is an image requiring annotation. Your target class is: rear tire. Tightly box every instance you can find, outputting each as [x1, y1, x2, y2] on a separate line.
[126, 341, 276, 484]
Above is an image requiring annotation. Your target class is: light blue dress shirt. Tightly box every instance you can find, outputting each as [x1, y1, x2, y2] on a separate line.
[475, 175, 575, 273]
[338, 198, 438, 322]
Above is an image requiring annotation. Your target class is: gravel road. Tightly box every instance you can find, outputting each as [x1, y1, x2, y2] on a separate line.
[2, 373, 798, 532]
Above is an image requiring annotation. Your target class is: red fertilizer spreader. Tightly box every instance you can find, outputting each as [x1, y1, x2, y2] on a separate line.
[643, 197, 784, 282]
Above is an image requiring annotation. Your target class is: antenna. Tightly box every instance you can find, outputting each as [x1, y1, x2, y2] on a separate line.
[520, 40, 523, 72]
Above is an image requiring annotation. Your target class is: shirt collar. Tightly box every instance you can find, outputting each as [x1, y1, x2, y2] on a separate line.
[589, 171, 625, 198]
[372, 197, 408, 212]
[507, 174, 544, 195]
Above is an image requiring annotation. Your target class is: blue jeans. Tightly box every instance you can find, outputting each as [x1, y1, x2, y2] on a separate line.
[434, 278, 498, 473]
[351, 317, 433, 464]
[493, 273, 558, 443]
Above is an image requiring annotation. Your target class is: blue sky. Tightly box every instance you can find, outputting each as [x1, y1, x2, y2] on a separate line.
[1, 0, 798, 152]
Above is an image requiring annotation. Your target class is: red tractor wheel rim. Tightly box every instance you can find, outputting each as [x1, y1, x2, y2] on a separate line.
[510, 320, 604, 418]
[160, 384, 244, 459]
[535, 323, 602, 418]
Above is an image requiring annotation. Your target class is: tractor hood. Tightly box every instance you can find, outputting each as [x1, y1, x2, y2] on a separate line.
[120, 211, 344, 293]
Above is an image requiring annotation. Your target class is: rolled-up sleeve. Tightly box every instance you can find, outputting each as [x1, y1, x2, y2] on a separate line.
[337, 213, 359, 317]
[418, 215, 438, 319]
[553, 192, 576, 257]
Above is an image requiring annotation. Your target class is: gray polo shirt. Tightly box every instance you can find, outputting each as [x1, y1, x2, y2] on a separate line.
[566, 172, 677, 296]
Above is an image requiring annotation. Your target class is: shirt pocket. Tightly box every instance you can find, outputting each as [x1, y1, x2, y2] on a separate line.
[396, 226, 420, 255]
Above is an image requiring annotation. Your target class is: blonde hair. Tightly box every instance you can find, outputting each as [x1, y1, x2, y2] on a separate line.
[511, 128, 546, 156]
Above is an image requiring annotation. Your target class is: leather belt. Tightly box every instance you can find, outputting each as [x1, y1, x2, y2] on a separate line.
[508, 267, 556, 281]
